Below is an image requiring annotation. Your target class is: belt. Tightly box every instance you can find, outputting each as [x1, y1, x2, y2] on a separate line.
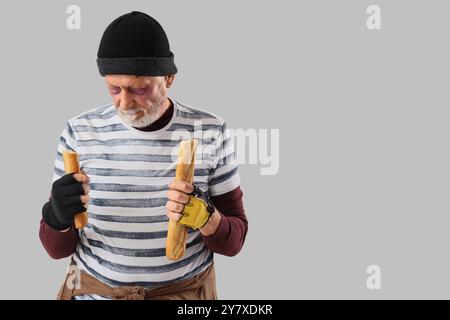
[57, 260, 217, 300]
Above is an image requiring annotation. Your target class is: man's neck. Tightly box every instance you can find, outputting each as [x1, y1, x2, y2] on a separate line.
[133, 98, 174, 132]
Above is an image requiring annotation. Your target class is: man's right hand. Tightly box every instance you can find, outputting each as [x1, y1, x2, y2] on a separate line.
[42, 172, 90, 231]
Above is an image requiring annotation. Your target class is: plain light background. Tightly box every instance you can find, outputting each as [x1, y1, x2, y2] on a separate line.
[0, 0, 449, 299]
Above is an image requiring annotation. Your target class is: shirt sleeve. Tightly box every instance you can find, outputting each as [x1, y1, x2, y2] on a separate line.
[208, 122, 240, 196]
[201, 186, 248, 257]
[39, 218, 79, 259]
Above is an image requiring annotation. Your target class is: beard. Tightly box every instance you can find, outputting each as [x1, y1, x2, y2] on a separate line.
[117, 98, 165, 128]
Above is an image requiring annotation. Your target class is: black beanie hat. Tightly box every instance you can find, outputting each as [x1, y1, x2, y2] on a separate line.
[96, 11, 177, 77]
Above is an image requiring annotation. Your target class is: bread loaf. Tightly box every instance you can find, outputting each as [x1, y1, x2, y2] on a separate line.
[166, 140, 198, 260]
[62, 151, 88, 229]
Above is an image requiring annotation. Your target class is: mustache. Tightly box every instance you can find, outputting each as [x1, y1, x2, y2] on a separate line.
[118, 107, 144, 115]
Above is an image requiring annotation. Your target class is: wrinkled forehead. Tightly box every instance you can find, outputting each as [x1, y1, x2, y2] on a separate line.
[104, 75, 162, 87]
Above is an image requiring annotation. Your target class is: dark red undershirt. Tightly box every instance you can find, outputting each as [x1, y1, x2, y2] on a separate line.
[39, 99, 248, 258]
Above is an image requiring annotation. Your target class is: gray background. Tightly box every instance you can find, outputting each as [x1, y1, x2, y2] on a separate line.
[0, 0, 448, 299]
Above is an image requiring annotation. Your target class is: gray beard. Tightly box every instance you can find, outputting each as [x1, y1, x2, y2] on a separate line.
[117, 99, 165, 128]
[117, 110, 160, 128]
[116, 96, 167, 128]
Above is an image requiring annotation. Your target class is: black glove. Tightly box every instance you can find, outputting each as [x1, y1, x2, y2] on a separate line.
[42, 173, 86, 231]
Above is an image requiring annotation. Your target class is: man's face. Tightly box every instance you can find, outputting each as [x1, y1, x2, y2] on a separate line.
[105, 75, 174, 128]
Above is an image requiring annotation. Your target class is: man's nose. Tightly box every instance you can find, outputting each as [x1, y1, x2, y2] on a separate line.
[118, 91, 134, 109]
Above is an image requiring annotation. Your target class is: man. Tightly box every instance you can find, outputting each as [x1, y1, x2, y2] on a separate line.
[39, 11, 248, 300]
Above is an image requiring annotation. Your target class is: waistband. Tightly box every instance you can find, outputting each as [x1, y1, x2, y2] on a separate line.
[57, 260, 217, 300]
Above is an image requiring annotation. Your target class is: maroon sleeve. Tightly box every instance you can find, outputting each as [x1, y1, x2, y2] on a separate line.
[39, 218, 79, 259]
[201, 186, 248, 256]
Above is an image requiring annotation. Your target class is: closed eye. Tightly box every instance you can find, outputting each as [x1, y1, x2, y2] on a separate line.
[108, 86, 121, 94]
[129, 87, 148, 95]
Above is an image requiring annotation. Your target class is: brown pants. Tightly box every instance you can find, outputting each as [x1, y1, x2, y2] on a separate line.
[57, 261, 218, 300]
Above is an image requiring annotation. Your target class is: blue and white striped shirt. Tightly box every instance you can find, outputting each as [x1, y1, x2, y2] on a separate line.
[51, 98, 240, 298]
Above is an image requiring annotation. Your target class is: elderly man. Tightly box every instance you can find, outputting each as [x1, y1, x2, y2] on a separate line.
[39, 11, 248, 300]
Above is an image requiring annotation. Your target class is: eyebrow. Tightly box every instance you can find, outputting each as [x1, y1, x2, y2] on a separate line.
[107, 84, 147, 89]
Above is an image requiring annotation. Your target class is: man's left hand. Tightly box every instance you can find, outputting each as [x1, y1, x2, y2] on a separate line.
[166, 181, 221, 236]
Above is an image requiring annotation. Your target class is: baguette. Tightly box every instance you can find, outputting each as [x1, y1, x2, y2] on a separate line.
[166, 140, 198, 260]
[62, 151, 88, 229]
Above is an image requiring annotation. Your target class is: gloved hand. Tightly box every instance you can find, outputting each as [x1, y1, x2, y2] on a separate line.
[42, 172, 90, 231]
[166, 182, 215, 230]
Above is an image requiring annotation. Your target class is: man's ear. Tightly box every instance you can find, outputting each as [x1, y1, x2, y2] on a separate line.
[165, 75, 175, 88]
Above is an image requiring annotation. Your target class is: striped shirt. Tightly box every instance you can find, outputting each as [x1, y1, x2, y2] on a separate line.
[51, 98, 240, 298]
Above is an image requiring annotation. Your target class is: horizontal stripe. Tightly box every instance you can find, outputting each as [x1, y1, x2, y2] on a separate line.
[77, 109, 116, 120]
[90, 197, 167, 208]
[83, 167, 210, 177]
[85, 223, 195, 240]
[167, 123, 222, 132]
[85, 234, 203, 257]
[85, 218, 168, 233]
[75, 137, 224, 148]
[87, 181, 206, 192]
[57, 152, 214, 165]
[74, 251, 213, 287]
[79, 153, 174, 162]
[79, 241, 208, 274]
[55, 164, 226, 184]
[72, 123, 128, 132]
[83, 239, 205, 267]
[88, 213, 168, 224]
[81, 228, 169, 249]
[72, 122, 222, 133]
[89, 183, 168, 192]
[76, 104, 112, 118]
[86, 223, 167, 239]
[216, 152, 237, 168]
[209, 166, 238, 186]
[71, 116, 121, 128]
[54, 167, 220, 184]
[177, 102, 217, 118]
[77, 138, 179, 147]
[177, 109, 216, 120]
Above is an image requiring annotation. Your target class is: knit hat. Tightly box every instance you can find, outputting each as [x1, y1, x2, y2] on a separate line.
[96, 11, 177, 77]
